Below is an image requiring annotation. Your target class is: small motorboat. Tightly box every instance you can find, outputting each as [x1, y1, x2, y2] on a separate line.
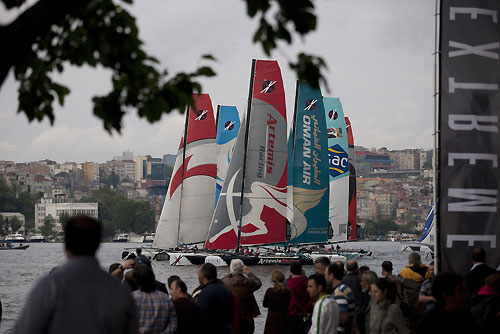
[29, 234, 46, 243]
[0, 244, 29, 250]
[113, 234, 129, 242]
[4, 233, 26, 243]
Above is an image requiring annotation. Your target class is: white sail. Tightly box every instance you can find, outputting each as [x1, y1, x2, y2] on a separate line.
[153, 94, 217, 249]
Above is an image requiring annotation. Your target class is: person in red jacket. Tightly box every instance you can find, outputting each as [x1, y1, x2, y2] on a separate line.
[286, 263, 313, 334]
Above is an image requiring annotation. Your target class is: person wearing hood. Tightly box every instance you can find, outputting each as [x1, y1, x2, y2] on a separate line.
[287, 263, 313, 334]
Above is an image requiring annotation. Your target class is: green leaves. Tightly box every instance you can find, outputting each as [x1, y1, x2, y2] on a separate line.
[290, 53, 328, 92]
[5, 0, 325, 131]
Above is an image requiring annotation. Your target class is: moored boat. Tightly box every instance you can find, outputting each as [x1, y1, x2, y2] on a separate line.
[28, 234, 46, 243]
[4, 233, 26, 243]
[113, 234, 129, 243]
[0, 244, 29, 250]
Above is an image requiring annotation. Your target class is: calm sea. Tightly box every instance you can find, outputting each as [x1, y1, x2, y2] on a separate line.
[0, 241, 431, 333]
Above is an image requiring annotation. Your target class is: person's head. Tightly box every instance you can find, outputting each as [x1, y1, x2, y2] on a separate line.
[314, 257, 331, 276]
[346, 260, 359, 273]
[132, 264, 156, 293]
[428, 261, 435, 278]
[307, 274, 327, 299]
[381, 261, 393, 277]
[230, 259, 244, 275]
[271, 269, 286, 289]
[432, 272, 469, 311]
[167, 275, 180, 294]
[361, 270, 378, 293]
[408, 252, 422, 266]
[198, 263, 217, 284]
[124, 270, 138, 291]
[371, 278, 397, 305]
[485, 273, 500, 294]
[64, 215, 101, 257]
[136, 248, 142, 256]
[290, 263, 303, 276]
[471, 248, 486, 264]
[170, 279, 188, 300]
[335, 261, 345, 272]
[135, 256, 152, 267]
[326, 262, 344, 285]
[359, 265, 370, 273]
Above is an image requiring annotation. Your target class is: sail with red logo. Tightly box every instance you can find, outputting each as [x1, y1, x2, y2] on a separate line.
[153, 94, 217, 249]
[205, 59, 288, 249]
[345, 117, 358, 241]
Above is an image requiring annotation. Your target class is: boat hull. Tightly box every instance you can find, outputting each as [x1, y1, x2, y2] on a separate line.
[0, 245, 29, 250]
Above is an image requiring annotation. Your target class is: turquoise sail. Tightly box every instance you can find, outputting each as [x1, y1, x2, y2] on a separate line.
[323, 98, 350, 242]
[215, 106, 240, 207]
[289, 82, 329, 244]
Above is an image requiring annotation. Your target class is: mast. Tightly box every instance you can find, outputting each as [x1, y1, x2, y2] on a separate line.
[433, 0, 441, 273]
[237, 58, 256, 253]
[291, 80, 299, 160]
[177, 105, 190, 245]
[215, 105, 220, 132]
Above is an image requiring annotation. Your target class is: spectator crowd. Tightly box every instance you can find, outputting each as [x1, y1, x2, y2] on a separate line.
[10, 216, 500, 334]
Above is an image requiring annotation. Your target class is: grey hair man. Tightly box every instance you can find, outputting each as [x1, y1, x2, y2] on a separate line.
[230, 258, 244, 274]
[222, 259, 262, 334]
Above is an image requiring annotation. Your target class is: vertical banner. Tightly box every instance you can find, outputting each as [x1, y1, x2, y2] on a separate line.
[439, 0, 500, 273]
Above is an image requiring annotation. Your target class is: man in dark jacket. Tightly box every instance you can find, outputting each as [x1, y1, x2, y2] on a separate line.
[465, 248, 497, 296]
[343, 260, 363, 333]
[222, 259, 262, 334]
[195, 263, 233, 334]
[287, 263, 312, 334]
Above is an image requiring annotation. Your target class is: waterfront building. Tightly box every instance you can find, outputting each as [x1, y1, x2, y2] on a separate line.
[35, 197, 98, 232]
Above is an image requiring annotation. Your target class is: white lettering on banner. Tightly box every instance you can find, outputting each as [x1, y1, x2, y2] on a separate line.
[448, 115, 498, 132]
[448, 153, 498, 167]
[303, 115, 311, 159]
[449, 77, 498, 93]
[449, 41, 499, 59]
[303, 161, 311, 185]
[448, 188, 497, 212]
[449, 7, 498, 22]
[446, 235, 497, 248]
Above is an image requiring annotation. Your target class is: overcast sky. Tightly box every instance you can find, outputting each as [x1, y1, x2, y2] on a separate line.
[0, 0, 436, 163]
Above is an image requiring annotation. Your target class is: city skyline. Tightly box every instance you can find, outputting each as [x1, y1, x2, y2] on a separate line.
[0, 1, 435, 163]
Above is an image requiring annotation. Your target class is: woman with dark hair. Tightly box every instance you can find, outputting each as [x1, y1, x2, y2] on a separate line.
[131, 264, 177, 334]
[367, 278, 408, 334]
[263, 270, 291, 334]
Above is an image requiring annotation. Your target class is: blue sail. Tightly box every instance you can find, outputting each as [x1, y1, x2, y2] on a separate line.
[288, 82, 330, 244]
[215, 106, 240, 206]
[323, 97, 350, 242]
[419, 205, 435, 243]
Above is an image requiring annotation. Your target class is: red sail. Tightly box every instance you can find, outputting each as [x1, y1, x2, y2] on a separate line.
[345, 117, 357, 241]
[205, 60, 287, 249]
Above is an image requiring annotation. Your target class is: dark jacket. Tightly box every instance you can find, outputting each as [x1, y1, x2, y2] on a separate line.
[222, 271, 262, 319]
[196, 280, 233, 334]
[465, 263, 497, 296]
[263, 286, 290, 334]
[173, 296, 201, 334]
[286, 275, 313, 316]
[343, 272, 363, 304]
